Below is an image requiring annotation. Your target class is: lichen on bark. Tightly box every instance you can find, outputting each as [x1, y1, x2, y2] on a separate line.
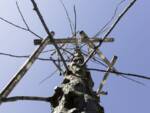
[49, 48, 104, 113]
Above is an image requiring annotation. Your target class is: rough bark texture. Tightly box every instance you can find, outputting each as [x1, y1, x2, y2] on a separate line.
[49, 48, 104, 113]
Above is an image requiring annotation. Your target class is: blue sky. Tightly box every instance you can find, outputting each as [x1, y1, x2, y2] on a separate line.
[0, 0, 150, 113]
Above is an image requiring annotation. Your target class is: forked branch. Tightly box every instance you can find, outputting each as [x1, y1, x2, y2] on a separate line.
[0, 2, 42, 39]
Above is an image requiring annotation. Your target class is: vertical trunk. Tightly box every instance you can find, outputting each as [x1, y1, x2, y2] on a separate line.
[49, 48, 104, 113]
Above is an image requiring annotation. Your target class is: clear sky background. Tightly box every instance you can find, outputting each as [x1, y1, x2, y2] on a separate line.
[0, 0, 150, 113]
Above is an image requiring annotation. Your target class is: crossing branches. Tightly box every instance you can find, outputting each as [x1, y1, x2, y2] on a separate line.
[30, 0, 69, 72]
[83, 0, 137, 65]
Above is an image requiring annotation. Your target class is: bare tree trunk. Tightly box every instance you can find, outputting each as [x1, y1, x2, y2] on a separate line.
[49, 48, 104, 113]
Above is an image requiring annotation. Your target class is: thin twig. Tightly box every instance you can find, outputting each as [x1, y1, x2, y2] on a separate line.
[0, 16, 42, 39]
[31, 0, 68, 71]
[16, 1, 42, 39]
[51, 0, 75, 58]
[88, 68, 150, 80]
[81, 49, 107, 68]
[28, 30, 42, 39]
[0, 17, 27, 30]
[39, 69, 58, 84]
[89, 68, 145, 86]
[50, 44, 67, 56]
[0, 96, 50, 103]
[121, 74, 145, 86]
[59, 0, 74, 35]
[0, 52, 69, 62]
[94, 0, 126, 37]
[51, 57, 63, 74]
[41, 49, 55, 53]
[83, 0, 137, 65]
[16, 1, 29, 29]
[61, 48, 74, 56]
[41, 45, 73, 54]
[39, 47, 74, 84]
[74, 5, 77, 37]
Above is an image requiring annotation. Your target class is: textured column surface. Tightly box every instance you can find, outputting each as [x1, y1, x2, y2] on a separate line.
[49, 48, 104, 113]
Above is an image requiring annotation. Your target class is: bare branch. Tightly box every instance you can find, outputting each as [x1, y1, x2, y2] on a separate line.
[61, 47, 74, 56]
[39, 47, 74, 84]
[81, 49, 107, 68]
[0, 17, 27, 30]
[40, 46, 74, 54]
[83, 0, 137, 65]
[0, 96, 50, 103]
[0, 52, 69, 62]
[16, 1, 42, 39]
[16, 1, 29, 29]
[120, 74, 145, 86]
[0, 16, 42, 39]
[74, 5, 77, 37]
[0, 1, 42, 39]
[90, 68, 146, 86]
[0, 38, 50, 100]
[59, 0, 74, 35]
[50, 44, 67, 56]
[31, 0, 68, 71]
[39, 69, 58, 84]
[41, 49, 56, 53]
[28, 30, 43, 39]
[101, 0, 129, 39]
[94, 0, 126, 37]
[51, 57, 63, 74]
[88, 68, 150, 80]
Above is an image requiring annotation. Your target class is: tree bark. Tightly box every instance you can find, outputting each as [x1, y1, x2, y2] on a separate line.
[49, 48, 104, 113]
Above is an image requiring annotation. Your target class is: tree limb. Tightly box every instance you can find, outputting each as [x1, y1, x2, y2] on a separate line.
[16, 1, 42, 39]
[94, 0, 126, 37]
[0, 96, 50, 103]
[83, 0, 137, 65]
[31, 0, 69, 71]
